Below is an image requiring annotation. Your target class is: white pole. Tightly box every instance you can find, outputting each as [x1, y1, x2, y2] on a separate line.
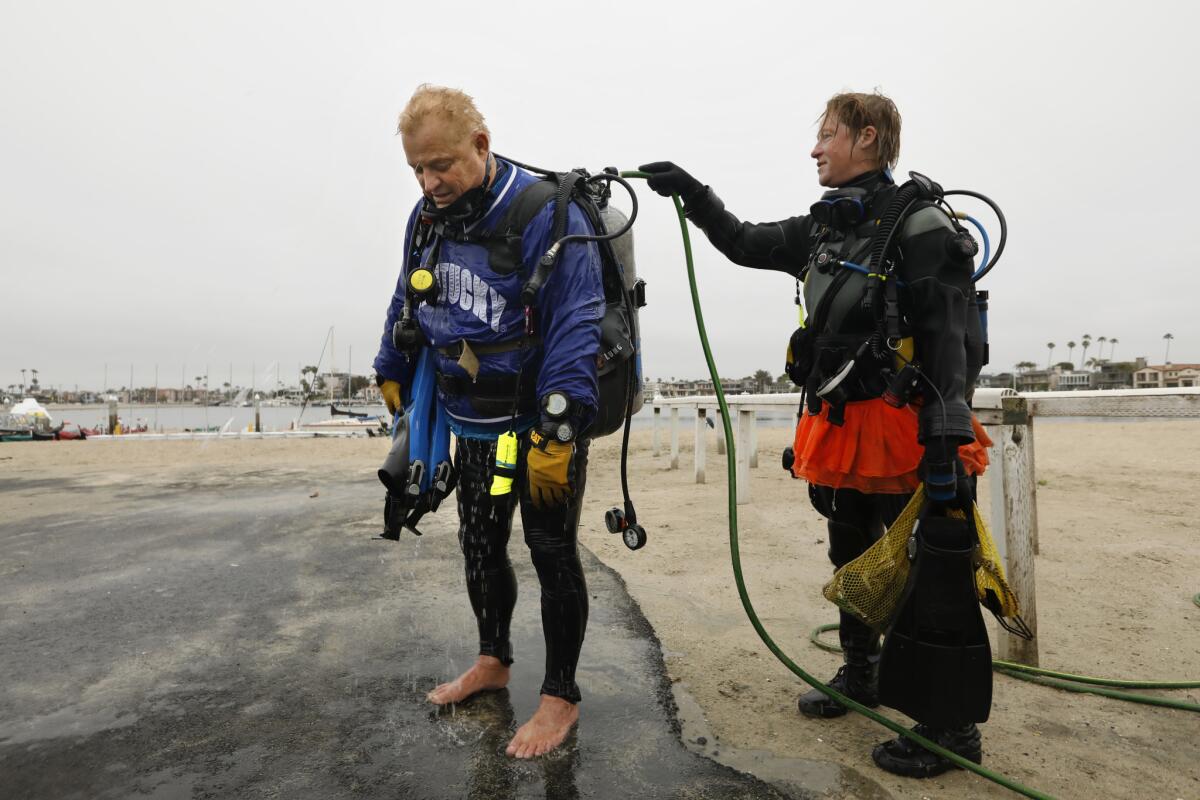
[985, 396, 1040, 667]
[736, 409, 752, 504]
[694, 407, 707, 484]
[749, 411, 759, 468]
[669, 407, 680, 470]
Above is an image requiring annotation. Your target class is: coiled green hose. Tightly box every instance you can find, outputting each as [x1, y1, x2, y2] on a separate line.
[810, 624, 1200, 711]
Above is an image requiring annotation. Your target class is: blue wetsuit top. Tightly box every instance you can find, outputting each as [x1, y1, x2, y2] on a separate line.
[373, 159, 604, 439]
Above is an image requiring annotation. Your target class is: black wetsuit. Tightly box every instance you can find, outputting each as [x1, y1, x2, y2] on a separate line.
[682, 170, 984, 712]
[454, 435, 590, 704]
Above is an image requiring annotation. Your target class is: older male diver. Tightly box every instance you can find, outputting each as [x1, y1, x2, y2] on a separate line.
[640, 91, 994, 778]
[373, 85, 603, 759]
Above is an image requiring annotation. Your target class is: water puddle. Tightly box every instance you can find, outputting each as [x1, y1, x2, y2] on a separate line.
[671, 681, 892, 800]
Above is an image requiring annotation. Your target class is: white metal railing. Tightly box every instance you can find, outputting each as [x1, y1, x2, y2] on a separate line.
[1021, 386, 1200, 417]
[650, 387, 1200, 667]
[85, 430, 367, 441]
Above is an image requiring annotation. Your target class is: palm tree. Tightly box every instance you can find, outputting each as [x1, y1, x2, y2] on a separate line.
[1163, 332, 1174, 363]
[1066, 341, 1077, 367]
[1046, 342, 1055, 369]
[753, 369, 773, 393]
[1097, 336, 1107, 362]
[1081, 335, 1092, 366]
[1109, 337, 1118, 360]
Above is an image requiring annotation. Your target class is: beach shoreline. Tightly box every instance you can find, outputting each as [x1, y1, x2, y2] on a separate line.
[3, 421, 1198, 798]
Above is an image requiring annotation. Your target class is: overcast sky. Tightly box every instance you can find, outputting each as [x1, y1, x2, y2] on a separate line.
[3, 0, 1198, 392]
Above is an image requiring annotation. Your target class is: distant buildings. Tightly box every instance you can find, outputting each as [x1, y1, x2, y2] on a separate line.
[647, 376, 762, 399]
[982, 358, 1148, 392]
[1133, 363, 1200, 388]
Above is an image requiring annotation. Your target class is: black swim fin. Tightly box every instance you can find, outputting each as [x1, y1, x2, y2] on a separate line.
[378, 410, 412, 494]
[376, 490, 414, 540]
[878, 513, 992, 728]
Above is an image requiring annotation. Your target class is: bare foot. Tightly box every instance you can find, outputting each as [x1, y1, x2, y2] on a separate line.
[505, 695, 579, 759]
[426, 656, 510, 705]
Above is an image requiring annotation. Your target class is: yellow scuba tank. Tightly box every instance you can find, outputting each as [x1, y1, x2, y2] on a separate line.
[892, 336, 914, 372]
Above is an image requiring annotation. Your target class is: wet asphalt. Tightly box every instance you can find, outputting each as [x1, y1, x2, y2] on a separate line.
[0, 473, 808, 799]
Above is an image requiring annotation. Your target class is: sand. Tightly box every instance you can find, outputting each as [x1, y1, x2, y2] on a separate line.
[3, 420, 1198, 799]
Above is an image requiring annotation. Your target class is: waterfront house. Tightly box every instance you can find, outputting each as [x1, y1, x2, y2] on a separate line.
[1134, 363, 1200, 389]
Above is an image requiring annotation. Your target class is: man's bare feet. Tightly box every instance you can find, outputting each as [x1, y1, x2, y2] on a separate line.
[426, 655, 510, 705]
[505, 695, 579, 759]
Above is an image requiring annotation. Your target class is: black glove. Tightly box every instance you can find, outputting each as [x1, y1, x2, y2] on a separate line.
[919, 437, 969, 508]
[638, 161, 704, 200]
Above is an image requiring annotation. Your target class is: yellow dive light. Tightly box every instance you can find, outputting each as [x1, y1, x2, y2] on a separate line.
[489, 430, 518, 496]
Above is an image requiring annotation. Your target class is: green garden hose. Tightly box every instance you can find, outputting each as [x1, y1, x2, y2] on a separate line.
[621, 171, 1057, 800]
[810, 624, 1200, 712]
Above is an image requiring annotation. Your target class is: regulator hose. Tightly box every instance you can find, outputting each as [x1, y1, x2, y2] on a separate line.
[520, 177, 639, 306]
[963, 214, 991, 281]
[621, 171, 1056, 800]
[947, 188, 1007, 282]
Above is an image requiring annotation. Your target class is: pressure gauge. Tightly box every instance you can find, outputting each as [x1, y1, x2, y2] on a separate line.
[554, 421, 575, 443]
[543, 392, 570, 419]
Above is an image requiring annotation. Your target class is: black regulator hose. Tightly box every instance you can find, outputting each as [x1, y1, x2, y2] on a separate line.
[946, 189, 1007, 282]
[862, 182, 921, 316]
[495, 153, 555, 176]
[518, 172, 640, 306]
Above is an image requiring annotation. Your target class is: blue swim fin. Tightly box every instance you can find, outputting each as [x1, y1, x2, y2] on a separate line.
[376, 348, 456, 540]
[405, 348, 438, 490]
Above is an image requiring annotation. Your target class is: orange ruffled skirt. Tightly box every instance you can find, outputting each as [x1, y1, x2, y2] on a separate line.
[791, 398, 992, 494]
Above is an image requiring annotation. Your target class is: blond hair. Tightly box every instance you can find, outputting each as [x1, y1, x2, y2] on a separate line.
[821, 91, 901, 170]
[397, 84, 489, 142]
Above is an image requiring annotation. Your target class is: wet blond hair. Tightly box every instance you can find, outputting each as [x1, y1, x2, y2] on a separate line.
[821, 91, 901, 170]
[397, 84, 489, 142]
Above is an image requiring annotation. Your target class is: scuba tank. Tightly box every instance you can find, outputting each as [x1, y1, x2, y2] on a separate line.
[499, 157, 651, 551]
[592, 195, 646, 436]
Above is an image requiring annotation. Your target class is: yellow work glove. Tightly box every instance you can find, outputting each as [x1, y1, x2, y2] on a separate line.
[379, 380, 403, 415]
[526, 428, 575, 509]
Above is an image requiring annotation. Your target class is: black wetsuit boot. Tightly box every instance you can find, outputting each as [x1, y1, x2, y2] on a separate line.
[798, 611, 879, 717]
[871, 722, 983, 778]
[798, 499, 903, 719]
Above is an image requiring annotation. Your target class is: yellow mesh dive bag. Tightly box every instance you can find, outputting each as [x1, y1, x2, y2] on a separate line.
[822, 485, 1026, 634]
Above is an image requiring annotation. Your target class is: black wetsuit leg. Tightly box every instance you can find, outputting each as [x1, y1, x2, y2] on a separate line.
[811, 486, 913, 650]
[454, 436, 519, 666]
[517, 437, 590, 704]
